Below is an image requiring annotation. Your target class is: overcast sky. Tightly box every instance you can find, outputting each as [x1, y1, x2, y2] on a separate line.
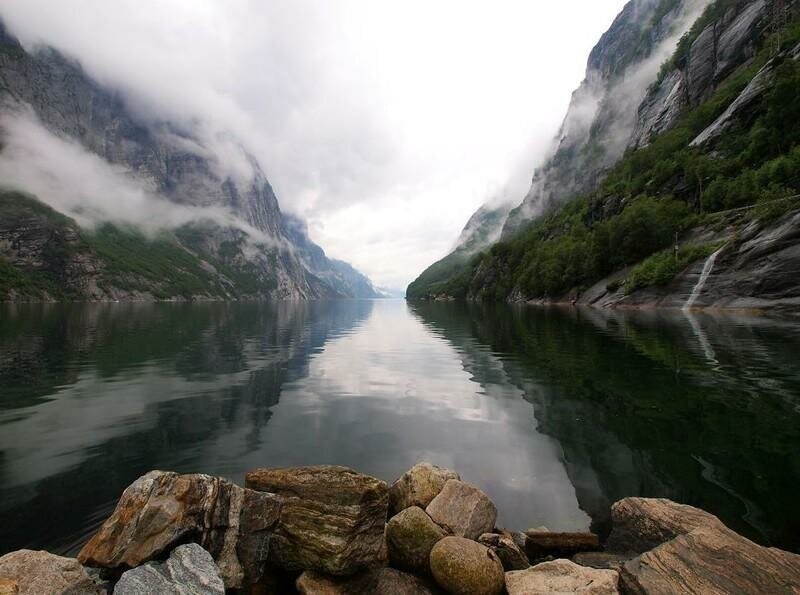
[0, 0, 627, 289]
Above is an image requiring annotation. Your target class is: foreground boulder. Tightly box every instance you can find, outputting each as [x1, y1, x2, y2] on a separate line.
[0, 550, 103, 595]
[478, 531, 529, 570]
[505, 559, 620, 595]
[389, 463, 460, 515]
[77, 470, 281, 589]
[619, 524, 800, 594]
[425, 480, 497, 540]
[245, 465, 388, 575]
[386, 506, 446, 575]
[429, 536, 504, 595]
[114, 543, 224, 595]
[296, 567, 441, 594]
[606, 497, 722, 554]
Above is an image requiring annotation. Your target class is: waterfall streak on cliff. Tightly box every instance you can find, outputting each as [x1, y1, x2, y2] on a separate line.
[684, 246, 724, 310]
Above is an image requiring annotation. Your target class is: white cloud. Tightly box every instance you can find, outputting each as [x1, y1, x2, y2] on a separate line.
[0, 107, 276, 245]
[0, 0, 629, 289]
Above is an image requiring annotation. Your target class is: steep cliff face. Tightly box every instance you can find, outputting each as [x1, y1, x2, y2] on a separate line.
[412, 0, 712, 300]
[501, 0, 712, 237]
[0, 20, 377, 301]
[408, 0, 800, 313]
[632, 0, 769, 147]
[283, 215, 381, 298]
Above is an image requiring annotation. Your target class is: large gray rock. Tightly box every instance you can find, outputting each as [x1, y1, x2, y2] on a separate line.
[619, 524, 800, 594]
[478, 532, 529, 571]
[245, 465, 388, 575]
[429, 536, 504, 595]
[506, 559, 620, 595]
[389, 463, 460, 515]
[114, 543, 224, 595]
[296, 567, 441, 595]
[425, 480, 497, 540]
[606, 497, 722, 554]
[77, 470, 281, 589]
[386, 506, 446, 575]
[0, 549, 103, 595]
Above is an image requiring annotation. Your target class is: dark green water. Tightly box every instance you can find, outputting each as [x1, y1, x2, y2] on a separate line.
[1, 300, 799, 555]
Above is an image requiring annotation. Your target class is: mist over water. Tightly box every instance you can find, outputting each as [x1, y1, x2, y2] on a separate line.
[1, 300, 799, 555]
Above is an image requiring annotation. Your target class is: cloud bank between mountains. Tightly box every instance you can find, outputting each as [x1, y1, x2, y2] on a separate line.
[0, 0, 628, 289]
[0, 108, 277, 246]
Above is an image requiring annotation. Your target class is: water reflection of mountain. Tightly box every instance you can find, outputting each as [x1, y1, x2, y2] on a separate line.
[409, 303, 800, 552]
[0, 300, 373, 554]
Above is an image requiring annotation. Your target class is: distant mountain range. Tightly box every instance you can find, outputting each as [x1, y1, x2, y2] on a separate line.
[0, 20, 382, 301]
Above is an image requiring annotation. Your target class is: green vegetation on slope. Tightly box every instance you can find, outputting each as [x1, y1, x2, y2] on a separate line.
[408, 5, 800, 302]
[0, 191, 278, 301]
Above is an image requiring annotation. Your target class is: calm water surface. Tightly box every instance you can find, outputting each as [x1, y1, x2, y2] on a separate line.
[1, 300, 799, 555]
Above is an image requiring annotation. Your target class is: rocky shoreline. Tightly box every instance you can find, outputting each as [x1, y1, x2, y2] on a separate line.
[1, 463, 799, 594]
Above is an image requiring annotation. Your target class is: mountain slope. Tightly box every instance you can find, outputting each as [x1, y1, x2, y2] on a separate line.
[409, 0, 800, 313]
[410, 0, 710, 300]
[0, 20, 380, 301]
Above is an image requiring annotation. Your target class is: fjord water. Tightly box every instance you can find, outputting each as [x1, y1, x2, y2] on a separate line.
[1, 301, 799, 555]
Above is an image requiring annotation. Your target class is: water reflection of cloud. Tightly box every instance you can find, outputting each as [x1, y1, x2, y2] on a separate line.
[222, 300, 591, 531]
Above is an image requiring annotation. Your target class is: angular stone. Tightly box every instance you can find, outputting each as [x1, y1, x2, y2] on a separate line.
[245, 465, 388, 575]
[506, 559, 620, 595]
[389, 463, 460, 515]
[429, 536, 504, 595]
[619, 524, 800, 595]
[296, 568, 441, 595]
[605, 497, 722, 554]
[478, 532, 529, 570]
[425, 480, 497, 540]
[77, 470, 281, 589]
[0, 550, 102, 595]
[386, 506, 446, 575]
[114, 543, 225, 595]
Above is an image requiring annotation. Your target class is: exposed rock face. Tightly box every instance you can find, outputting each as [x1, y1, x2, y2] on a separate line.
[505, 559, 620, 595]
[606, 497, 722, 554]
[245, 465, 389, 575]
[692, 33, 800, 147]
[0, 550, 103, 595]
[573, 208, 800, 313]
[632, 0, 768, 148]
[619, 524, 800, 594]
[114, 543, 225, 595]
[77, 470, 281, 589]
[425, 480, 497, 540]
[500, 0, 708, 237]
[428, 537, 504, 595]
[408, 0, 711, 300]
[0, 22, 377, 301]
[296, 568, 441, 595]
[389, 463, 460, 515]
[386, 506, 446, 576]
[477, 532, 530, 571]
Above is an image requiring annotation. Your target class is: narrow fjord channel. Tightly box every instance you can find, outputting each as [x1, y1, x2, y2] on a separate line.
[1, 300, 798, 555]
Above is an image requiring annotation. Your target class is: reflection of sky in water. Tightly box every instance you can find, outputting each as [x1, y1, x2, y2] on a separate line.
[2, 300, 800, 554]
[207, 300, 589, 531]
